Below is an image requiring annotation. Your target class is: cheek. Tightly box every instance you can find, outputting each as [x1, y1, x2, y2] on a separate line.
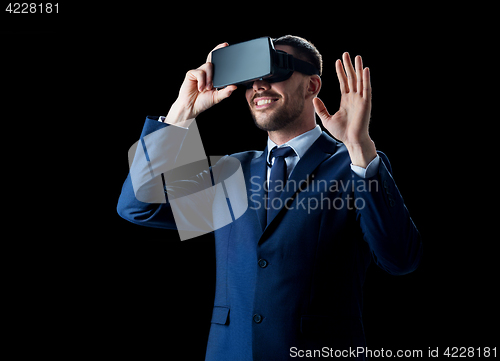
[270, 83, 290, 100]
[245, 90, 253, 104]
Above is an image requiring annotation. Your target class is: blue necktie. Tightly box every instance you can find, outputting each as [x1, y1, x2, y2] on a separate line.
[267, 146, 296, 225]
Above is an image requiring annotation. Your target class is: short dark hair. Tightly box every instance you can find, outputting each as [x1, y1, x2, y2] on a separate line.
[273, 35, 323, 76]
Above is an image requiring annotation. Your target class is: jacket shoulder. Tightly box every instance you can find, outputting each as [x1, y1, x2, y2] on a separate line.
[229, 150, 264, 163]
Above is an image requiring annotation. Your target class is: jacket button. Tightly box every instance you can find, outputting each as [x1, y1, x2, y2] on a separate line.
[253, 314, 263, 323]
[388, 197, 395, 207]
[258, 259, 268, 268]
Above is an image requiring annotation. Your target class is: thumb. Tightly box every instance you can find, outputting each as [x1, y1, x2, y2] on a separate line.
[313, 97, 331, 124]
[214, 85, 237, 104]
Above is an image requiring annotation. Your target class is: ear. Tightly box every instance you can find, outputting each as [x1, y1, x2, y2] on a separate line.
[306, 75, 321, 98]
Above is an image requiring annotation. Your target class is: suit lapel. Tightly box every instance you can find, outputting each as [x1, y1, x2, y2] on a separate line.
[262, 132, 338, 235]
[249, 146, 268, 233]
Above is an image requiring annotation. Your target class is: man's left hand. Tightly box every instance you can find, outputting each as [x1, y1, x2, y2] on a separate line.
[313, 52, 377, 168]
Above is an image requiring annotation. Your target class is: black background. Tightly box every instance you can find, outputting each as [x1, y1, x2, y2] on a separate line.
[3, 4, 497, 359]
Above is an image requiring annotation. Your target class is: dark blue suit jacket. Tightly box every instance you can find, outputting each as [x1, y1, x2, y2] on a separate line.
[117, 117, 422, 360]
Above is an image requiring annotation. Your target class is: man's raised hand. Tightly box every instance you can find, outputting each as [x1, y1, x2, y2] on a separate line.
[313, 52, 376, 168]
[165, 43, 238, 127]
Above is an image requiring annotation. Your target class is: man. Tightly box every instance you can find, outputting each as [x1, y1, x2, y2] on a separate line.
[117, 35, 422, 360]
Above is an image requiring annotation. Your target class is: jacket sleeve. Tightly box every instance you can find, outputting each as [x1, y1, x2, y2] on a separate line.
[117, 116, 245, 239]
[116, 116, 187, 229]
[353, 151, 423, 275]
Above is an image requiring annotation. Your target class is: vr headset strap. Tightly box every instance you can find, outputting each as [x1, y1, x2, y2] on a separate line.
[275, 51, 320, 76]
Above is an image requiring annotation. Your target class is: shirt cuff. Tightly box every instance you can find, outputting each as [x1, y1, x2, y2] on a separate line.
[350, 155, 380, 178]
[158, 116, 192, 129]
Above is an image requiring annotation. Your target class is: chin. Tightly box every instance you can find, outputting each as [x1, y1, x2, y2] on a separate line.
[252, 113, 278, 131]
[249, 102, 299, 132]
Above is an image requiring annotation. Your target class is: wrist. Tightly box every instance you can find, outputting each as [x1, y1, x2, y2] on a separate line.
[345, 139, 377, 168]
[164, 100, 194, 127]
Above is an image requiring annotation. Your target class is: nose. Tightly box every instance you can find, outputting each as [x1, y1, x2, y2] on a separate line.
[252, 79, 271, 92]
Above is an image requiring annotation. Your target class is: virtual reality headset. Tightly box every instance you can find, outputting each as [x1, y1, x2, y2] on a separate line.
[211, 37, 320, 89]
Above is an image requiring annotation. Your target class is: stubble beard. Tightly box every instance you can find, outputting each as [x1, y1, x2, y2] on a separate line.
[249, 86, 305, 132]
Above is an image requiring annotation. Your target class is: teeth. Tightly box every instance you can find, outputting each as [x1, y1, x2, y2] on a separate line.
[257, 99, 275, 106]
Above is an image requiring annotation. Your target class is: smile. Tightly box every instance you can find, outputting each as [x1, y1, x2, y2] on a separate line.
[257, 99, 275, 105]
[254, 97, 279, 109]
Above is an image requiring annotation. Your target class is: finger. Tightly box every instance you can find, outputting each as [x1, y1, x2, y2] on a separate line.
[214, 84, 237, 104]
[206, 42, 229, 63]
[313, 97, 331, 124]
[343, 52, 356, 93]
[335, 59, 348, 94]
[362, 67, 371, 100]
[355, 55, 363, 94]
[187, 68, 207, 92]
[199, 62, 214, 91]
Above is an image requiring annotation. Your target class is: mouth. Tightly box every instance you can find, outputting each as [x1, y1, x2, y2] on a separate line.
[253, 97, 279, 110]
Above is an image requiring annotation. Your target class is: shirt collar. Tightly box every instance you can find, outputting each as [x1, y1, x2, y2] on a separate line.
[266, 124, 322, 164]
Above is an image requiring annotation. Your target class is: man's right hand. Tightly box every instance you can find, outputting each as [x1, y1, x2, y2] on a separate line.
[164, 43, 238, 127]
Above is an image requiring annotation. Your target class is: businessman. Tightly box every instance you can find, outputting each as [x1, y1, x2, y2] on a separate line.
[117, 35, 422, 360]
